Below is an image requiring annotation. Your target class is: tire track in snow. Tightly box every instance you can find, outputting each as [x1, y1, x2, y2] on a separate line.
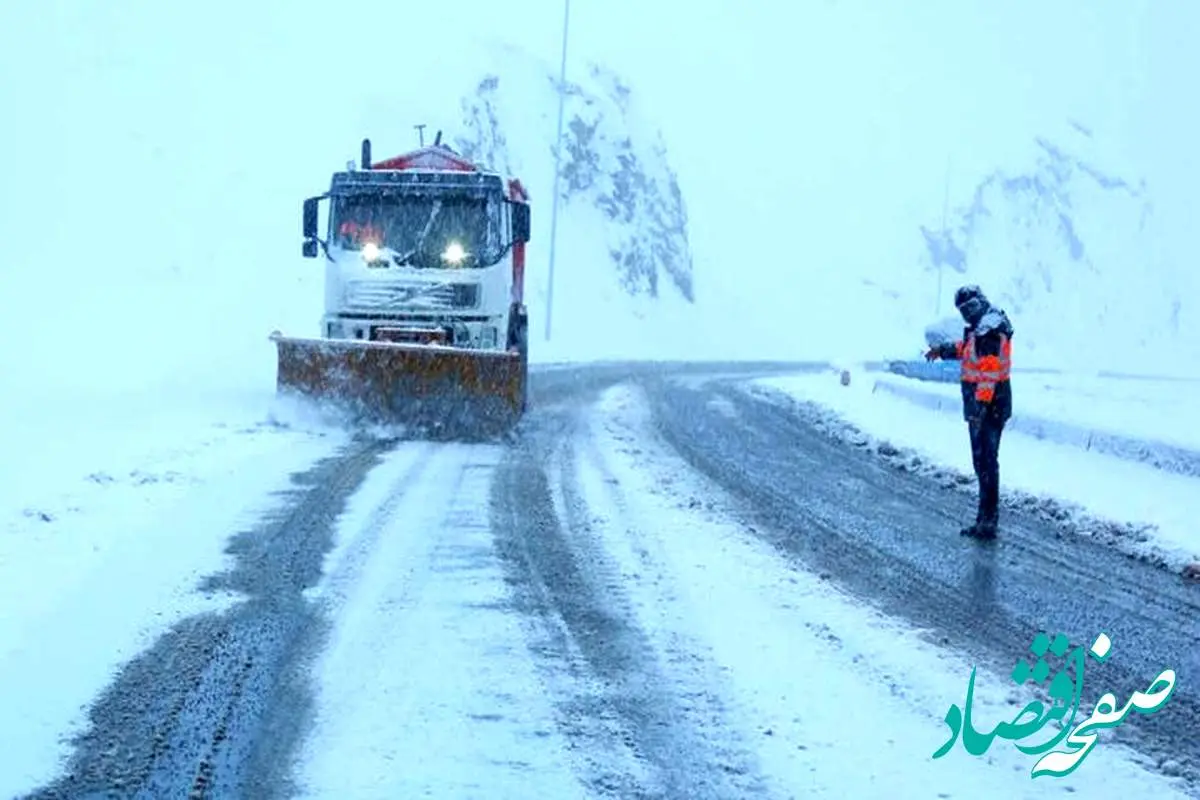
[587, 382, 1197, 799]
[491, 400, 772, 799]
[20, 437, 393, 800]
[648, 375, 1200, 792]
[294, 441, 587, 799]
[13, 362, 813, 800]
[301, 441, 438, 609]
[570, 402, 775, 797]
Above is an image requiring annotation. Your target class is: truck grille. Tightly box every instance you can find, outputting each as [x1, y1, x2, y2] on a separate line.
[343, 280, 480, 311]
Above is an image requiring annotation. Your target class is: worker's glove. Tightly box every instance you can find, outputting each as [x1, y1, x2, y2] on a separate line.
[975, 384, 996, 403]
[924, 348, 938, 362]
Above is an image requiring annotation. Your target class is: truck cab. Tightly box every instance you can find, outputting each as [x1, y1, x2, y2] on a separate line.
[301, 138, 531, 359]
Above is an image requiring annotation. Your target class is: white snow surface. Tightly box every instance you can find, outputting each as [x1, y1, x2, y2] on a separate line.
[580, 383, 1191, 796]
[0, 394, 349, 798]
[874, 371, 1200, 452]
[295, 441, 587, 798]
[754, 370, 1200, 571]
[288, 383, 1190, 797]
[1, 2, 1199, 794]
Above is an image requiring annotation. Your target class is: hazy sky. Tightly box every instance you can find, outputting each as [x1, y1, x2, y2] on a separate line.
[1, 0, 1196, 351]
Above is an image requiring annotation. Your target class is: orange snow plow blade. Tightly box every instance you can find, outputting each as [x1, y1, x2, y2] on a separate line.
[270, 333, 526, 437]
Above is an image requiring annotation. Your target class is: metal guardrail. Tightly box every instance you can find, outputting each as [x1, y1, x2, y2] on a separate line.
[876, 360, 1200, 385]
[879, 360, 961, 383]
[870, 360, 1063, 383]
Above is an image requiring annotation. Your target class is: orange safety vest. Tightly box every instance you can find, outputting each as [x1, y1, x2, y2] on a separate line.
[955, 332, 1012, 403]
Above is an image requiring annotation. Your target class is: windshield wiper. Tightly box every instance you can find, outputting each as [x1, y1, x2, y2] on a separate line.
[392, 200, 443, 267]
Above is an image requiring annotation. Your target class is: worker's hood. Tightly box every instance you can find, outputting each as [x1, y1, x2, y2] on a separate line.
[954, 285, 991, 326]
[946, 285, 1015, 338]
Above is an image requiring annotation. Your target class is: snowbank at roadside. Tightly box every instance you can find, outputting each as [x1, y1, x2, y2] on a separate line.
[750, 371, 1200, 575]
[575, 383, 1192, 797]
[870, 371, 1200, 477]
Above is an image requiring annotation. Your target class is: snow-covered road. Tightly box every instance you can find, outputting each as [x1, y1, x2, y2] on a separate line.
[6, 364, 1198, 798]
[297, 440, 587, 798]
[296, 377, 1195, 798]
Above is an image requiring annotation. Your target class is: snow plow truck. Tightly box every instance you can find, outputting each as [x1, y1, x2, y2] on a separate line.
[270, 134, 531, 437]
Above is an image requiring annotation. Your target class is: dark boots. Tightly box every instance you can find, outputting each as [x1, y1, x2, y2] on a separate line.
[960, 520, 998, 540]
[961, 505, 998, 540]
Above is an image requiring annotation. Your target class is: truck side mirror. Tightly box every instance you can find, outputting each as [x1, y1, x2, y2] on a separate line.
[512, 202, 530, 242]
[302, 239, 319, 258]
[303, 197, 320, 239]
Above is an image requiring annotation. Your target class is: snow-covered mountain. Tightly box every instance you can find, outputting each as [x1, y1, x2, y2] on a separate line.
[428, 43, 699, 360]
[453, 54, 694, 307]
[918, 124, 1185, 371]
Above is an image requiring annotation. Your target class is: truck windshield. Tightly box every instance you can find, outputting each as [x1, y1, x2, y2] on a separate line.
[330, 193, 505, 268]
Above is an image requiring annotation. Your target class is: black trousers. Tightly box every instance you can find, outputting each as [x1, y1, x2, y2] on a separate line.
[968, 414, 1005, 524]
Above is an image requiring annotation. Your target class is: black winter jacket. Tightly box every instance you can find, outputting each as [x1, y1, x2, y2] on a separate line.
[930, 307, 1014, 424]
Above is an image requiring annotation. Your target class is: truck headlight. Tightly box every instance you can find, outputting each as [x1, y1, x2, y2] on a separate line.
[361, 242, 381, 263]
[442, 241, 467, 265]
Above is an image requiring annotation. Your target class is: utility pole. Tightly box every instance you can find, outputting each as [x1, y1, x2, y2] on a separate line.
[936, 155, 951, 314]
[544, 0, 570, 341]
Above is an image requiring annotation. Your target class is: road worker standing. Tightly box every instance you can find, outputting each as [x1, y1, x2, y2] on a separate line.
[925, 285, 1015, 539]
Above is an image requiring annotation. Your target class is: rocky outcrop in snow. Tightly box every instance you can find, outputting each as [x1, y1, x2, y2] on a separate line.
[555, 65, 693, 302]
[916, 126, 1179, 365]
[451, 50, 694, 304]
[920, 134, 1150, 303]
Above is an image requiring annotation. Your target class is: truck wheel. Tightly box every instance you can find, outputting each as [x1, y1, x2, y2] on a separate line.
[516, 315, 529, 413]
[506, 303, 529, 415]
